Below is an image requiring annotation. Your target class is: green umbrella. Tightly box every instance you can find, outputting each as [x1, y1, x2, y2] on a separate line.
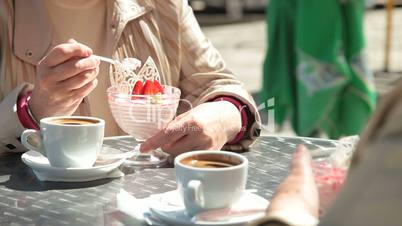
[261, 0, 376, 139]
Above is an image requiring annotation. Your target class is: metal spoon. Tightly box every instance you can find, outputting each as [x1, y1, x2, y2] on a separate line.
[92, 55, 142, 72]
[92, 54, 116, 65]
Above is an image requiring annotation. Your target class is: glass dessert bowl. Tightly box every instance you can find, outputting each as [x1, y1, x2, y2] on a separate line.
[107, 85, 181, 168]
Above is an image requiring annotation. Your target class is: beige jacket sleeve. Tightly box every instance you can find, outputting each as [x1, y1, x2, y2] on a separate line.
[0, 83, 32, 153]
[177, 0, 260, 151]
[0, 2, 32, 153]
[0, 1, 30, 152]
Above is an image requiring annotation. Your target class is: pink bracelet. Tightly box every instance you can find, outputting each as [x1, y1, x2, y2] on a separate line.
[17, 92, 40, 130]
[212, 96, 248, 145]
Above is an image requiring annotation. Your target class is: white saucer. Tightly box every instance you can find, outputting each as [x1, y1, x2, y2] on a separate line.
[148, 190, 269, 226]
[21, 147, 131, 182]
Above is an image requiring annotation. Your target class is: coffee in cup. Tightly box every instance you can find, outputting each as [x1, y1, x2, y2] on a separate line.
[180, 154, 241, 168]
[175, 151, 248, 216]
[50, 118, 100, 125]
[21, 116, 105, 168]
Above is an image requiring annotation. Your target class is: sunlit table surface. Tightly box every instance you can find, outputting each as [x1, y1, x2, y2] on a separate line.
[0, 136, 337, 226]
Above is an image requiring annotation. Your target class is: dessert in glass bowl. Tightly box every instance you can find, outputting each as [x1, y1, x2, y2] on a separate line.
[107, 79, 180, 167]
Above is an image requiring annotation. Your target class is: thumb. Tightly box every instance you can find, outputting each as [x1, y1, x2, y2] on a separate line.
[290, 145, 314, 178]
[267, 145, 319, 218]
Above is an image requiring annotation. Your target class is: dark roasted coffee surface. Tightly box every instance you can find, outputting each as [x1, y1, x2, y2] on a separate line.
[181, 157, 237, 168]
[51, 118, 99, 125]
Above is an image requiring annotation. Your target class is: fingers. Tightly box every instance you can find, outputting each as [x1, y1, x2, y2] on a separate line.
[291, 145, 314, 178]
[41, 42, 93, 66]
[266, 145, 319, 218]
[61, 67, 99, 90]
[294, 145, 312, 163]
[140, 118, 189, 153]
[140, 107, 225, 154]
[29, 40, 99, 121]
[139, 131, 169, 153]
[69, 78, 98, 100]
[51, 57, 100, 82]
[160, 135, 198, 156]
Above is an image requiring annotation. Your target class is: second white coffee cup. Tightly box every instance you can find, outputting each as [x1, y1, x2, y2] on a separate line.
[175, 150, 248, 216]
[21, 116, 105, 168]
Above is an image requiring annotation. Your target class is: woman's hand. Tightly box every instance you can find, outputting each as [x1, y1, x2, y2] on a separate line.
[30, 39, 100, 120]
[140, 101, 242, 156]
[267, 145, 319, 218]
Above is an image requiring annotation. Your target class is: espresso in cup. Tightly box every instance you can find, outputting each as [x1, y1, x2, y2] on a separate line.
[21, 116, 105, 168]
[180, 154, 241, 168]
[50, 118, 100, 125]
[175, 151, 248, 216]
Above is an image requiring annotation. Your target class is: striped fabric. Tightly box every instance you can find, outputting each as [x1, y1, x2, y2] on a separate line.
[0, 0, 260, 152]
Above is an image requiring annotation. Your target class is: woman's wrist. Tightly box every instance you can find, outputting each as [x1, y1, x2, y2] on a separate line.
[212, 96, 248, 144]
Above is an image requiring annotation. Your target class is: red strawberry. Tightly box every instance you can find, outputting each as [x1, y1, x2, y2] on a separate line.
[132, 80, 144, 95]
[153, 80, 164, 94]
[142, 80, 157, 95]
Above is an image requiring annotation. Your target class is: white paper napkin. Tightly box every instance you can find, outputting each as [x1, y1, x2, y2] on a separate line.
[112, 189, 268, 226]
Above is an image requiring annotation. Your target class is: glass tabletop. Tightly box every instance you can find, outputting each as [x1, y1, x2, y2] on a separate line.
[0, 136, 337, 226]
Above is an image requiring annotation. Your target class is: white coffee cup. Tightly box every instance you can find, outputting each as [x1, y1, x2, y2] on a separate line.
[21, 116, 105, 168]
[175, 150, 248, 216]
